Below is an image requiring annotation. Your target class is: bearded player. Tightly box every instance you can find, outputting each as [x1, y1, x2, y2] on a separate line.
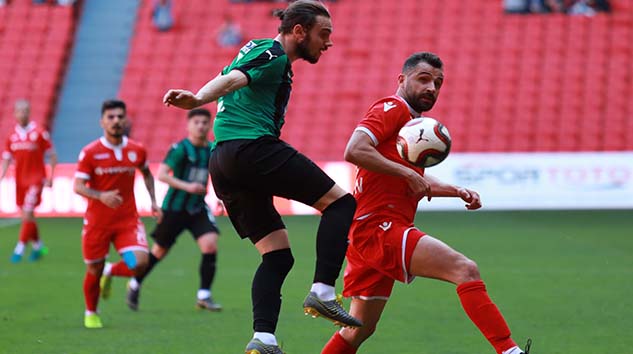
[321, 52, 532, 354]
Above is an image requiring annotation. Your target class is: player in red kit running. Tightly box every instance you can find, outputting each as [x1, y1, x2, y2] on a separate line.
[321, 53, 532, 354]
[1, 99, 57, 263]
[73, 99, 161, 329]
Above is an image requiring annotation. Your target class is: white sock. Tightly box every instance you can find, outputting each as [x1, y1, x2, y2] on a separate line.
[502, 346, 522, 354]
[32, 241, 42, 251]
[310, 282, 336, 301]
[103, 262, 113, 276]
[13, 242, 25, 255]
[128, 278, 139, 290]
[253, 332, 277, 346]
[85, 310, 97, 316]
[197, 289, 211, 300]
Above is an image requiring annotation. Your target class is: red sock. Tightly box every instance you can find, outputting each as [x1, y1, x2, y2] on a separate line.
[18, 221, 32, 243]
[457, 280, 516, 354]
[83, 272, 100, 312]
[110, 261, 134, 277]
[29, 221, 39, 242]
[321, 332, 357, 354]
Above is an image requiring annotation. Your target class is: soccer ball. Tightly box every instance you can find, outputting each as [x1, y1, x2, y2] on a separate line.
[396, 117, 451, 168]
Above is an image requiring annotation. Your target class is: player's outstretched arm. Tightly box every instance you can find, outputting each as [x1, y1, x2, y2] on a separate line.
[157, 163, 206, 195]
[45, 150, 58, 187]
[0, 157, 10, 180]
[345, 130, 432, 200]
[73, 178, 123, 208]
[424, 174, 482, 210]
[163, 70, 248, 109]
[139, 166, 162, 221]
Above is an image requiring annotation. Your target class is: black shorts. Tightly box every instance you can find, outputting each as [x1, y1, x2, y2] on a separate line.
[209, 136, 335, 243]
[151, 208, 220, 249]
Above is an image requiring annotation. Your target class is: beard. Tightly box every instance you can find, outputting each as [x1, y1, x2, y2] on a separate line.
[297, 36, 319, 64]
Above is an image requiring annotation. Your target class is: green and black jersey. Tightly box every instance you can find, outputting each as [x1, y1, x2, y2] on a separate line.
[214, 38, 293, 143]
[162, 138, 211, 213]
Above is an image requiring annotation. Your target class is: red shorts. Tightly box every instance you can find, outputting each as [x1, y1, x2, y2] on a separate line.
[343, 213, 425, 300]
[16, 183, 43, 211]
[82, 220, 148, 264]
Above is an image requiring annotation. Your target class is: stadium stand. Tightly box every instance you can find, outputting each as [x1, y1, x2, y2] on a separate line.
[118, 0, 632, 160]
[0, 1, 76, 136]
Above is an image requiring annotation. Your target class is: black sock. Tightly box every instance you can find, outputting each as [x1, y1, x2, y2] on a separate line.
[314, 193, 356, 286]
[252, 248, 294, 333]
[136, 252, 160, 284]
[199, 253, 217, 291]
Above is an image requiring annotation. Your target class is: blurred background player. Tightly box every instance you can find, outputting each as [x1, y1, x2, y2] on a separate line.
[73, 99, 161, 329]
[162, 1, 361, 352]
[125, 108, 222, 312]
[321, 52, 531, 354]
[1, 99, 57, 263]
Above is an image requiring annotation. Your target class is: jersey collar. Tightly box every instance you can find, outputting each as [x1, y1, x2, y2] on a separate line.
[14, 122, 36, 140]
[100, 136, 128, 161]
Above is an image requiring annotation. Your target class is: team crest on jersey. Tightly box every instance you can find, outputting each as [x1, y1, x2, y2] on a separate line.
[29, 132, 38, 141]
[128, 151, 137, 162]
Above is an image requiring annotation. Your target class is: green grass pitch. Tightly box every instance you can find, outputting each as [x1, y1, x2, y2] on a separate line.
[1, 210, 632, 353]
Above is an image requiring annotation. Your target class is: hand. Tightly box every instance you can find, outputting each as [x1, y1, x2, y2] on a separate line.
[44, 178, 53, 188]
[99, 189, 123, 208]
[458, 188, 482, 210]
[151, 203, 163, 223]
[185, 182, 207, 195]
[163, 89, 201, 109]
[405, 169, 432, 201]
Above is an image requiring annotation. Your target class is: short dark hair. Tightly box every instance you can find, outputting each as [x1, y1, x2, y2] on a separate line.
[273, 0, 330, 34]
[402, 52, 443, 74]
[187, 108, 211, 120]
[101, 99, 126, 114]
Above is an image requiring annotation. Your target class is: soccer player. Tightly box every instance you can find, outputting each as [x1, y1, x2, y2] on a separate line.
[125, 108, 222, 312]
[162, 1, 361, 352]
[1, 99, 57, 263]
[73, 99, 161, 329]
[321, 52, 532, 354]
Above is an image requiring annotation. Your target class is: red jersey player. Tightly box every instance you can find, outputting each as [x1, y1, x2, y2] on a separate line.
[73, 99, 161, 329]
[321, 53, 532, 354]
[1, 99, 57, 263]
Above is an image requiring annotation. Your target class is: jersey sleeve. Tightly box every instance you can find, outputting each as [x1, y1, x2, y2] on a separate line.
[356, 100, 410, 145]
[137, 146, 148, 169]
[40, 130, 53, 153]
[2, 136, 12, 160]
[75, 149, 92, 180]
[163, 142, 185, 171]
[233, 46, 286, 85]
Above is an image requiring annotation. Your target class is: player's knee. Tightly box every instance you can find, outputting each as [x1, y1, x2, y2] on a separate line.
[342, 325, 376, 347]
[263, 248, 294, 275]
[323, 193, 357, 222]
[456, 257, 480, 283]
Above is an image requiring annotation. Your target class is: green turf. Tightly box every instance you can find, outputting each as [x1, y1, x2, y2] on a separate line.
[1, 211, 632, 353]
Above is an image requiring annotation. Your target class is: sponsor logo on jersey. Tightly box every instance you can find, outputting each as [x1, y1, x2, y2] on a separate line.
[10, 142, 37, 151]
[383, 102, 397, 112]
[94, 166, 136, 176]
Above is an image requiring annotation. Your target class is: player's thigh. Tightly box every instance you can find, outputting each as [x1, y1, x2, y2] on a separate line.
[219, 190, 285, 244]
[261, 151, 336, 207]
[152, 210, 187, 249]
[408, 235, 479, 285]
[113, 221, 149, 257]
[82, 226, 112, 265]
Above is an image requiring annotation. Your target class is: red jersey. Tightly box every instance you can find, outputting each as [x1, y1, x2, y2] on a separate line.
[2, 122, 53, 186]
[75, 137, 148, 229]
[353, 95, 425, 222]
